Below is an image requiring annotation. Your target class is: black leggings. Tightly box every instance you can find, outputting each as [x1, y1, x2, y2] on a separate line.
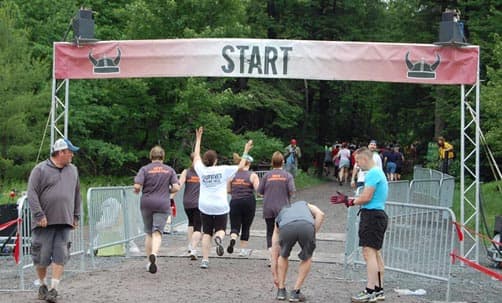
[265, 217, 276, 248]
[229, 197, 256, 241]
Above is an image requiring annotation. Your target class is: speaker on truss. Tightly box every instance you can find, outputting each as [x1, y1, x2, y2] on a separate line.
[72, 9, 98, 44]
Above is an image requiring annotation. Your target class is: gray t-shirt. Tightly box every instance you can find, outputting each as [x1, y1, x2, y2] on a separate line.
[276, 201, 314, 228]
[258, 168, 295, 219]
[27, 159, 81, 229]
[183, 168, 200, 209]
[134, 162, 179, 213]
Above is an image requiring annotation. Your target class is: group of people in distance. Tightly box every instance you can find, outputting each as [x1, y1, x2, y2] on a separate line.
[324, 140, 406, 184]
[27, 129, 389, 303]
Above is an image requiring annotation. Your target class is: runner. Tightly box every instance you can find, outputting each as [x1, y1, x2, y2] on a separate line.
[258, 151, 296, 266]
[227, 153, 259, 257]
[133, 145, 180, 274]
[193, 127, 253, 269]
[271, 200, 325, 302]
[172, 153, 201, 260]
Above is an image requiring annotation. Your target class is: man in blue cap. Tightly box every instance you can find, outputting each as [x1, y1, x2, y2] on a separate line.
[27, 138, 81, 303]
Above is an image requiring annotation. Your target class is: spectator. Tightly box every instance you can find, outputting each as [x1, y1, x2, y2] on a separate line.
[284, 139, 302, 177]
[437, 136, 454, 174]
[27, 138, 81, 303]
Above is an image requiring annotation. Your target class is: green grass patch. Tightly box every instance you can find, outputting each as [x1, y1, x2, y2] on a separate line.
[451, 180, 502, 235]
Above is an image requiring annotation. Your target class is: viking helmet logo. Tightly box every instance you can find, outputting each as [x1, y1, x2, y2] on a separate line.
[89, 48, 121, 73]
[405, 51, 440, 79]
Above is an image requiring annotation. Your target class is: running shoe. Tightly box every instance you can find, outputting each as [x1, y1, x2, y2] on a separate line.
[148, 254, 157, 274]
[189, 249, 198, 260]
[374, 289, 385, 301]
[227, 238, 236, 254]
[289, 289, 306, 302]
[200, 259, 209, 269]
[276, 288, 287, 300]
[239, 248, 251, 257]
[214, 236, 224, 256]
[45, 288, 58, 303]
[38, 284, 48, 300]
[351, 289, 377, 303]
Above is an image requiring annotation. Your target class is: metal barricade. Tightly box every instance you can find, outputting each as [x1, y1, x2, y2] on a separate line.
[88, 187, 146, 266]
[431, 170, 443, 180]
[1, 195, 85, 291]
[387, 180, 410, 203]
[344, 202, 457, 301]
[409, 179, 441, 206]
[413, 166, 431, 180]
[439, 176, 455, 209]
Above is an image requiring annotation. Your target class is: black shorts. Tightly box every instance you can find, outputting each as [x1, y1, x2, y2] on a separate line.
[358, 209, 388, 250]
[184, 207, 202, 232]
[200, 212, 227, 236]
[279, 221, 316, 261]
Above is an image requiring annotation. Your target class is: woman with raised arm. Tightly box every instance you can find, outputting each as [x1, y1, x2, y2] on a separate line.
[192, 127, 253, 269]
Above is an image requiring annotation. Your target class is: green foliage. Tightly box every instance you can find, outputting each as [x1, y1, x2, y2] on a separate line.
[1, 0, 501, 183]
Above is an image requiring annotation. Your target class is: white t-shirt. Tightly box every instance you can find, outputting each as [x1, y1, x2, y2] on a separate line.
[373, 152, 383, 170]
[194, 161, 238, 215]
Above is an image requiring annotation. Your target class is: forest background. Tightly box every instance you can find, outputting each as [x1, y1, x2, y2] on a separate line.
[1, 0, 501, 186]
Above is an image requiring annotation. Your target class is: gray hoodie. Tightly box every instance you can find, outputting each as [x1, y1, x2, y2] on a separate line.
[27, 159, 81, 229]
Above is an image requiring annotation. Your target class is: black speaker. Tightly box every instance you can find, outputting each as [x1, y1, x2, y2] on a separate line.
[438, 21, 466, 44]
[72, 9, 95, 40]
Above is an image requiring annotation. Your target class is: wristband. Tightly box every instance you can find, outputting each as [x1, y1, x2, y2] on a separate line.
[242, 153, 249, 158]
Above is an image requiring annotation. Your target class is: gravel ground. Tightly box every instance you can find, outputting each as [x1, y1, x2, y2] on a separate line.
[1, 180, 500, 303]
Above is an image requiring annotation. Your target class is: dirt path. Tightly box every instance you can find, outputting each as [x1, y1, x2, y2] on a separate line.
[1, 181, 500, 303]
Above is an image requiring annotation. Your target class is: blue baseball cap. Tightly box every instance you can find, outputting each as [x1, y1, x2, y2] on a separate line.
[52, 138, 80, 152]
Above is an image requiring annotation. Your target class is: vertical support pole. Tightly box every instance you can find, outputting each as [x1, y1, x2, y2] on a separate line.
[460, 84, 465, 258]
[474, 56, 481, 262]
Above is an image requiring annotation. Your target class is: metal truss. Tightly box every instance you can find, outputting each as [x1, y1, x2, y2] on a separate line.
[459, 51, 481, 262]
[50, 78, 69, 148]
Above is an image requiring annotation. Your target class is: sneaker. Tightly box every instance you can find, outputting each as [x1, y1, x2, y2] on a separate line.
[200, 259, 209, 269]
[276, 288, 287, 300]
[289, 289, 306, 302]
[45, 288, 58, 303]
[351, 290, 376, 303]
[188, 244, 193, 253]
[239, 248, 251, 257]
[189, 249, 198, 261]
[38, 284, 48, 300]
[214, 236, 224, 256]
[227, 238, 236, 254]
[374, 289, 385, 301]
[148, 254, 157, 274]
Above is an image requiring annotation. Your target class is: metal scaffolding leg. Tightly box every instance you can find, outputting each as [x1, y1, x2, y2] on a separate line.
[50, 78, 69, 148]
[460, 55, 481, 262]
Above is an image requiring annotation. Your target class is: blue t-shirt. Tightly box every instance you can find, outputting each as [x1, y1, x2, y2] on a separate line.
[362, 166, 388, 210]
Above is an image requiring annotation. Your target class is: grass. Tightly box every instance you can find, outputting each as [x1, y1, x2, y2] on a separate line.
[451, 180, 502, 239]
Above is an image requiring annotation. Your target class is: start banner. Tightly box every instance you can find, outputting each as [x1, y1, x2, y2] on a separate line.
[54, 38, 479, 84]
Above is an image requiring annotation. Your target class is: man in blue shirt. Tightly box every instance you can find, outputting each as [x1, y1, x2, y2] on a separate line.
[348, 147, 388, 302]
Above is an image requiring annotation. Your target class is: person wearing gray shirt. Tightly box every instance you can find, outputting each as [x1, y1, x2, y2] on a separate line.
[27, 138, 81, 303]
[270, 200, 325, 302]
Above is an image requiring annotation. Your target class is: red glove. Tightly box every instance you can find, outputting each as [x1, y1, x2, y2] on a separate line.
[330, 191, 355, 208]
[330, 191, 348, 205]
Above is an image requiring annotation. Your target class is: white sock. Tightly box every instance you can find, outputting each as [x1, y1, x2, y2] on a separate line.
[51, 278, 60, 290]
